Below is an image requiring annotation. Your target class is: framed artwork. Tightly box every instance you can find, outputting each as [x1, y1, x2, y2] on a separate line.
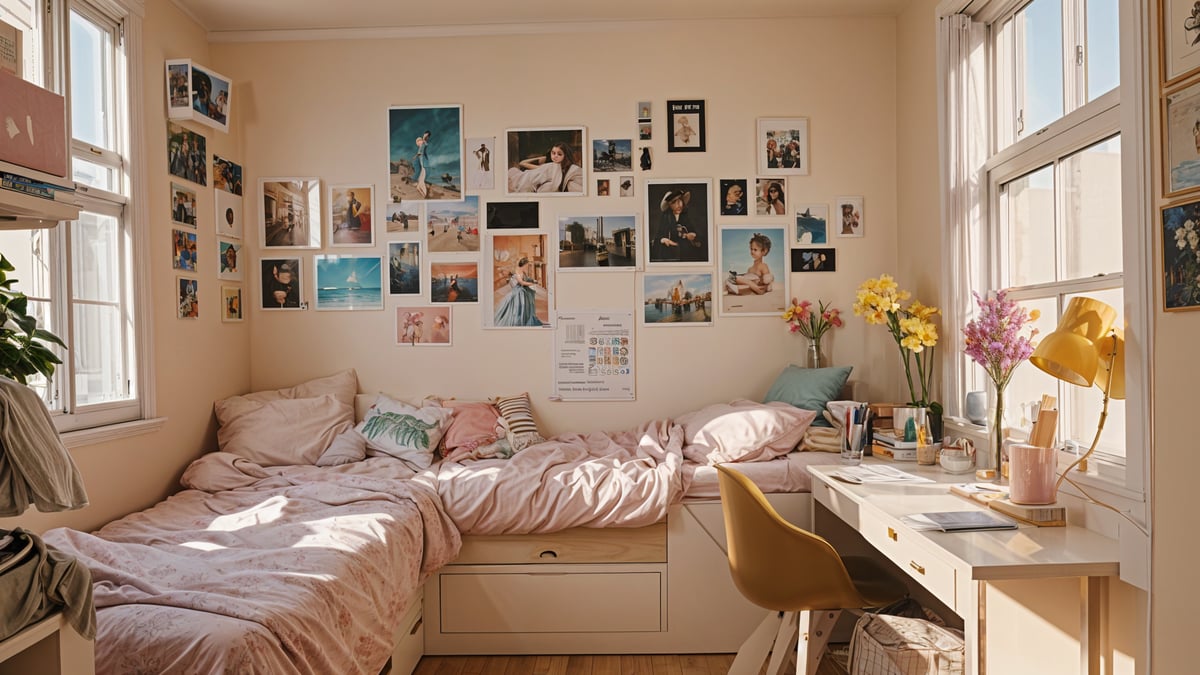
[640, 273, 714, 327]
[386, 200, 422, 234]
[260, 257, 303, 310]
[1162, 0, 1200, 85]
[388, 241, 422, 296]
[165, 59, 232, 133]
[1160, 199, 1200, 310]
[397, 306, 452, 347]
[666, 100, 705, 152]
[592, 138, 633, 172]
[388, 104, 463, 202]
[795, 205, 829, 245]
[834, 196, 865, 238]
[329, 184, 375, 247]
[466, 136, 495, 190]
[430, 260, 479, 303]
[221, 286, 243, 323]
[170, 182, 197, 227]
[619, 176, 634, 197]
[485, 200, 539, 230]
[167, 122, 206, 186]
[638, 123, 652, 141]
[484, 232, 553, 328]
[217, 238, 243, 281]
[637, 101, 651, 122]
[505, 126, 587, 196]
[644, 178, 713, 266]
[213, 155, 243, 195]
[314, 255, 383, 311]
[1163, 79, 1200, 197]
[756, 117, 810, 175]
[428, 195, 481, 252]
[557, 214, 639, 271]
[718, 179, 749, 216]
[792, 248, 837, 272]
[176, 277, 199, 319]
[171, 228, 197, 272]
[215, 189, 244, 240]
[259, 177, 321, 249]
[718, 225, 789, 317]
[597, 179, 610, 196]
[755, 177, 788, 216]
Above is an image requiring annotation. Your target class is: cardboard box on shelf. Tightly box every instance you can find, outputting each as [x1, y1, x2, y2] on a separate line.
[0, 70, 68, 178]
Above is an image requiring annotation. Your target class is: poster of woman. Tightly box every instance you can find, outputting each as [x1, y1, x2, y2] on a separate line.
[484, 233, 553, 328]
[388, 105, 463, 202]
[505, 127, 587, 196]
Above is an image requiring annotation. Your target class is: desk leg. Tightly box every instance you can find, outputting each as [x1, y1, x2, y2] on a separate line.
[962, 580, 985, 675]
[1081, 576, 1109, 675]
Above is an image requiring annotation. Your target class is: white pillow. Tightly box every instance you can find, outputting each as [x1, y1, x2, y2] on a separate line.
[677, 399, 817, 465]
[355, 394, 454, 470]
[316, 428, 368, 467]
[214, 394, 354, 466]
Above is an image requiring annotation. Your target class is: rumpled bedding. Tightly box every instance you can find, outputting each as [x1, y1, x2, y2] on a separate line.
[42, 454, 461, 675]
[422, 418, 687, 534]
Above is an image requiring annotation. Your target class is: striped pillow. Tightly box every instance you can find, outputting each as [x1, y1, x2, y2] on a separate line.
[494, 392, 545, 452]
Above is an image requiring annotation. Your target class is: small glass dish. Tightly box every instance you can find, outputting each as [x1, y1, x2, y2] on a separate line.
[939, 447, 975, 474]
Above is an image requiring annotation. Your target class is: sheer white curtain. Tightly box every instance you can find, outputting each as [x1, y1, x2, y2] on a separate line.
[936, 13, 986, 419]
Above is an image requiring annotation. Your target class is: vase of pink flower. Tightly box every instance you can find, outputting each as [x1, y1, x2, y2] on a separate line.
[783, 298, 843, 368]
[962, 290, 1040, 472]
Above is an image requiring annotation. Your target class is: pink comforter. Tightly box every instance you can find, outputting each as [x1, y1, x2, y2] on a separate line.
[44, 454, 461, 675]
[423, 419, 686, 534]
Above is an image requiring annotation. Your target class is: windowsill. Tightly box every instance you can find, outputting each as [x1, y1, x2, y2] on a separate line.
[61, 416, 167, 449]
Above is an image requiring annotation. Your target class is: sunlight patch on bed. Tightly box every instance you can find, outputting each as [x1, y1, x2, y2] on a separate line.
[208, 495, 289, 530]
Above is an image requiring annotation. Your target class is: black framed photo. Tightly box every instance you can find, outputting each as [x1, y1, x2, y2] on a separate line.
[667, 100, 705, 153]
[791, 248, 836, 272]
[486, 200, 540, 229]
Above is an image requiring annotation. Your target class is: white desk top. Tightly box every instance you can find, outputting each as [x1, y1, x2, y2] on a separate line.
[808, 461, 1120, 582]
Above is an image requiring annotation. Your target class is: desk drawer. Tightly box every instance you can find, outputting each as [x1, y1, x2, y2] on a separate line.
[859, 509, 956, 610]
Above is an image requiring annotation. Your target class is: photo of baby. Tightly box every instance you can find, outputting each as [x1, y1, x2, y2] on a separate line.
[718, 225, 787, 317]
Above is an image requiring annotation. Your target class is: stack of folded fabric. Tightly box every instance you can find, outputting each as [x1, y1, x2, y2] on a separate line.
[801, 424, 843, 452]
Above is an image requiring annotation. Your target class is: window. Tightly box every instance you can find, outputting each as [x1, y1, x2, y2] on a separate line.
[0, 0, 146, 434]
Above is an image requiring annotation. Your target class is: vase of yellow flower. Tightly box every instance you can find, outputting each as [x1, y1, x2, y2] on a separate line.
[782, 298, 843, 368]
[851, 274, 941, 409]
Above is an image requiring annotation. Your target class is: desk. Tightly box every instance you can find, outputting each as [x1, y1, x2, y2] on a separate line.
[807, 461, 1119, 675]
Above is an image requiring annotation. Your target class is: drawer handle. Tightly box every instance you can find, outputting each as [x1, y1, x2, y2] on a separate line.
[539, 550, 558, 559]
[408, 617, 423, 636]
[909, 561, 926, 575]
[887, 527, 898, 541]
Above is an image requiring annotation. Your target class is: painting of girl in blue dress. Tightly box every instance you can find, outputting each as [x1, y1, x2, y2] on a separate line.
[494, 258, 543, 326]
[488, 234, 552, 328]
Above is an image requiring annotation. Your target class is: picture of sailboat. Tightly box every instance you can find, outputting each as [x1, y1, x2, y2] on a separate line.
[346, 269, 360, 289]
[314, 255, 384, 310]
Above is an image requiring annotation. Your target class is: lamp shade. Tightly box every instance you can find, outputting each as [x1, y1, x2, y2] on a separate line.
[1029, 296, 1117, 388]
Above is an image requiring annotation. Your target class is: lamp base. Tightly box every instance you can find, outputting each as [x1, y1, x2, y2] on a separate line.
[988, 498, 1066, 527]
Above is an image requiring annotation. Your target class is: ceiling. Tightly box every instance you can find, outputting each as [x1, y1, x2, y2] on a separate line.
[170, 0, 912, 35]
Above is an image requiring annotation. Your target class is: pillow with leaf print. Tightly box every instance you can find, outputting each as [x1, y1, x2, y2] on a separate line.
[356, 393, 454, 470]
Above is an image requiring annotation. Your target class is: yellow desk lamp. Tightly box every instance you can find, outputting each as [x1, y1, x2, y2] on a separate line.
[1028, 296, 1125, 495]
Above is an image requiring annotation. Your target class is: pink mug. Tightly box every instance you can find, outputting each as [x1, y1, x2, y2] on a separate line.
[1008, 444, 1058, 505]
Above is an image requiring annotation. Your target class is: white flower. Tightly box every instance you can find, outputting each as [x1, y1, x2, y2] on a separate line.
[1190, 230, 1200, 250]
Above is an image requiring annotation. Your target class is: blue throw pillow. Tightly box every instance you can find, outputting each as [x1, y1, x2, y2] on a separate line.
[763, 365, 853, 426]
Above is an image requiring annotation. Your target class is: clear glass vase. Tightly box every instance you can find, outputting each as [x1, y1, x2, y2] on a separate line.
[989, 385, 1007, 473]
[807, 338, 825, 369]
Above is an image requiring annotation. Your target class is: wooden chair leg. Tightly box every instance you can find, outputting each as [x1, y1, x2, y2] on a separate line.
[804, 610, 841, 674]
[766, 611, 800, 675]
[729, 611, 784, 675]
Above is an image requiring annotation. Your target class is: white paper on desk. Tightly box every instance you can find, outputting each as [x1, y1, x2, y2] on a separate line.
[831, 465, 935, 484]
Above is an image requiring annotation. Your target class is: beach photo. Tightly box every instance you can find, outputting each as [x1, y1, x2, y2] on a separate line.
[505, 127, 586, 196]
[388, 241, 421, 296]
[430, 260, 479, 304]
[314, 255, 383, 311]
[557, 214, 639, 270]
[389, 105, 463, 202]
[718, 226, 788, 317]
[397, 307, 451, 347]
[329, 184, 375, 247]
[428, 196, 481, 252]
[795, 204, 829, 244]
[260, 178, 321, 249]
[641, 273, 713, 326]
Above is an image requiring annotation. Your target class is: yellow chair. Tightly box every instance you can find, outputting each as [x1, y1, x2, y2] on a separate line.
[716, 464, 906, 675]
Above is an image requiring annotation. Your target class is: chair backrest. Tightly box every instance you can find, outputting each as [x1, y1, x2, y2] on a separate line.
[716, 464, 873, 612]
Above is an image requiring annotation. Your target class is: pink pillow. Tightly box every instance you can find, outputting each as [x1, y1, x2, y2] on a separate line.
[677, 399, 817, 464]
[439, 400, 506, 462]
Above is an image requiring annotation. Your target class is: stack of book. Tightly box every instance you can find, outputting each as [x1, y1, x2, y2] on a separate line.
[871, 429, 920, 461]
[0, 159, 78, 226]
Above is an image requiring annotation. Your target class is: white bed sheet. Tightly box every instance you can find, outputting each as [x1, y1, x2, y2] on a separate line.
[682, 450, 835, 498]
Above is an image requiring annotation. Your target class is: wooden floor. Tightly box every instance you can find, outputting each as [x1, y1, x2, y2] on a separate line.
[413, 654, 735, 675]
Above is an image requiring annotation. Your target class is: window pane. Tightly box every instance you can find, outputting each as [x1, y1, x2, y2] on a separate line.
[1062, 135, 1121, 279]
[1086, 0, 1119, 101]
[1005, 164, 1056, 286]
[69, 10, 112, 151]
[1061, 288, 1124, 458]
[0, 230, 56, 403]
[72, 301, 125, 405]
[71, 211, 120, 302]
[72, 156, 118, 191]
[1003, 296, 1059, 431]
[0, 0, 43, 84]
[1017, 0, 1064, 137]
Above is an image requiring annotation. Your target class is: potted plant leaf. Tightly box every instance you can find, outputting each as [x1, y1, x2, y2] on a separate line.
[0, 253, 65, 384]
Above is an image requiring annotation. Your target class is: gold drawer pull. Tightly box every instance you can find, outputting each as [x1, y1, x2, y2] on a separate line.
[909, 561, 926, 575]
[887, 527, 898, 541]
[539, 550, 558, 559]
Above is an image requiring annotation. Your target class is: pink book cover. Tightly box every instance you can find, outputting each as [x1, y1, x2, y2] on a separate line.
[0, 69, 68, 178]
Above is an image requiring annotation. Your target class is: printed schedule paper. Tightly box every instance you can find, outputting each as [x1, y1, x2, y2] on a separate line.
[552, 310, 634, 401]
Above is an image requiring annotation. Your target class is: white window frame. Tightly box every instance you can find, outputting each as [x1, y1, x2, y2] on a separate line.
[938, 0, 1152, 588]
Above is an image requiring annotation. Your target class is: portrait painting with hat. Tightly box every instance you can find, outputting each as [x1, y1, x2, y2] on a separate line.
[645, 180, 711, 265]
